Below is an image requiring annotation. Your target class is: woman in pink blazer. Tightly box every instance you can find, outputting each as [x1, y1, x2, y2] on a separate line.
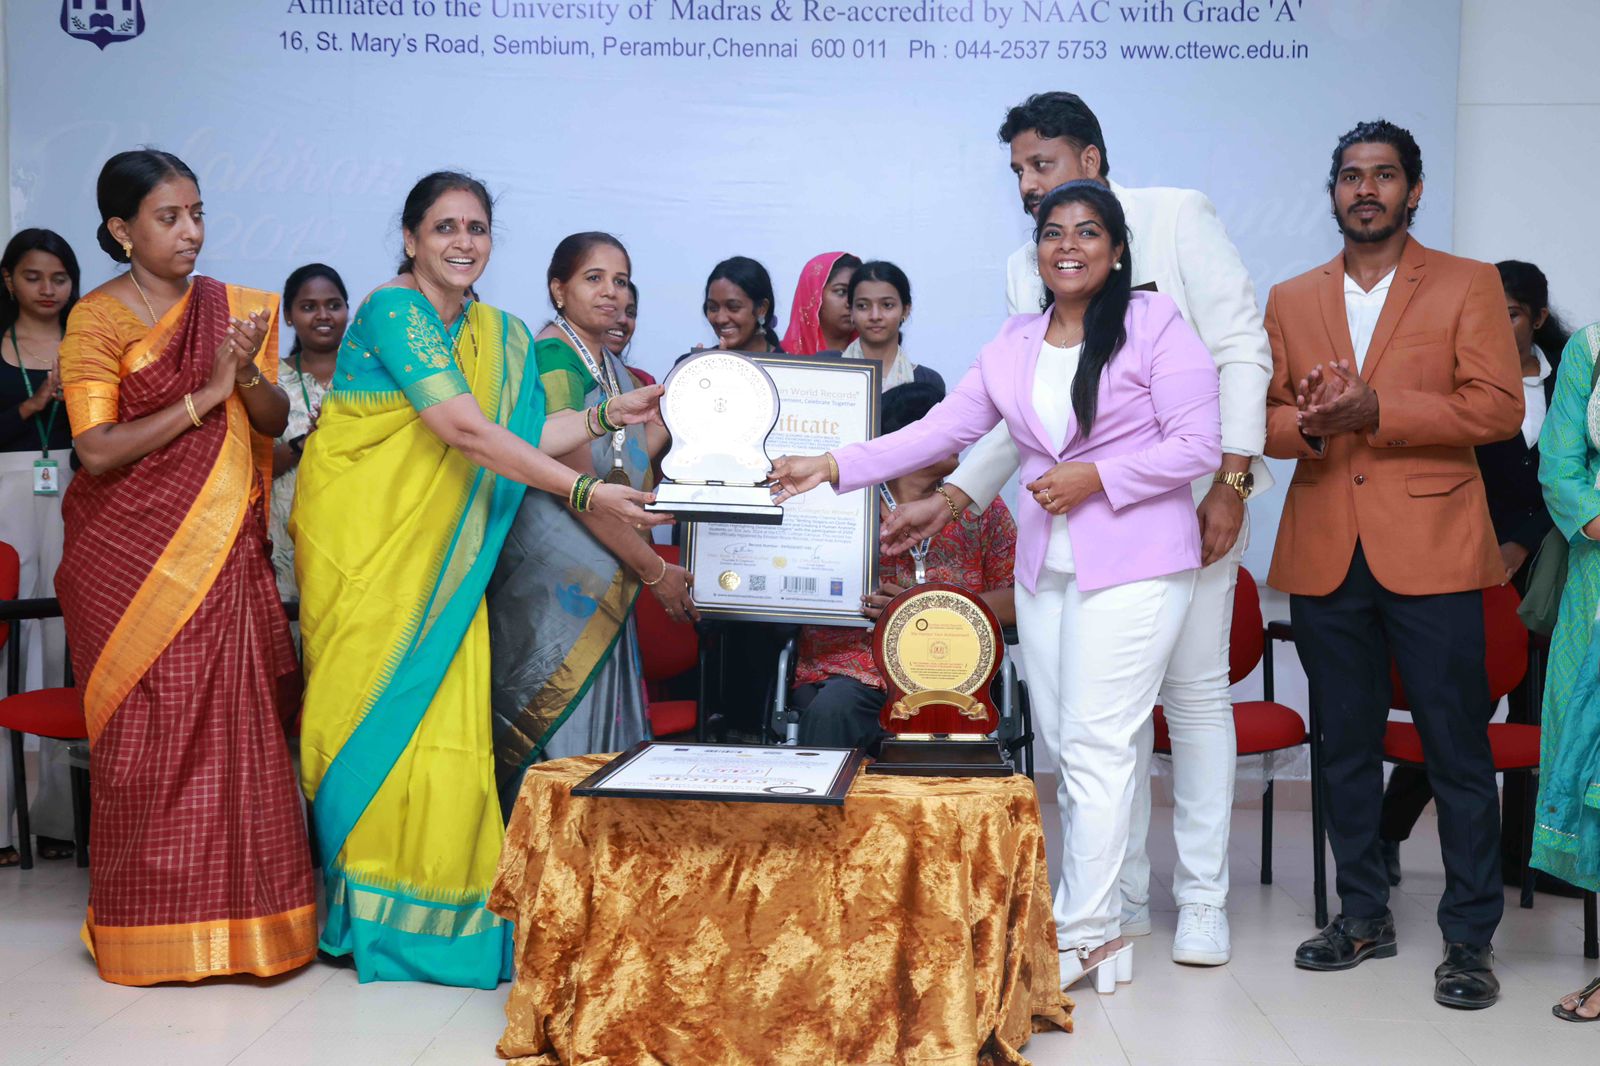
[771, 180, 1221, 993]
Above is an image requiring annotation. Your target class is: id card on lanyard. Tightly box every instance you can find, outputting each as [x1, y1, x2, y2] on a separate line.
[11, 327, 61, 495]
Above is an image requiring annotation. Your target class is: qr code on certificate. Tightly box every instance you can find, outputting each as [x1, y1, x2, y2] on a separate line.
[750, 575, 766, 592]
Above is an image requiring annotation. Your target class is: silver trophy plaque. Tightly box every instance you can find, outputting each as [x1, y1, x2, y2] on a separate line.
[647, 350, 784, 524]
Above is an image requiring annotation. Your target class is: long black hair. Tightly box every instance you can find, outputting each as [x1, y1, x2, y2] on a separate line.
[94, 149, 199, 263]
[1496, 260, 1570, 367]
[705, 256, 783, 352]
[398, 171, 493, 273]
[1033, 180, 1133, 439]
[281, 263, 349, 358]
[546, 231, 631, 312]
[849, 259, 913, 345]
[1, 228, 81, 335]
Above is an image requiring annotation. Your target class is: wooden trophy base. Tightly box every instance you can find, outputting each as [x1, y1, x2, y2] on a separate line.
[866, 736, 1013, 778]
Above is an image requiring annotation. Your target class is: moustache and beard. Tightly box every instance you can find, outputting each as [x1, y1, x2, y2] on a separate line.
[1336, 198, 1407, 244]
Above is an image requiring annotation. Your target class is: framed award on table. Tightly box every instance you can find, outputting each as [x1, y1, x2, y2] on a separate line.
[684, 354, 880, 627]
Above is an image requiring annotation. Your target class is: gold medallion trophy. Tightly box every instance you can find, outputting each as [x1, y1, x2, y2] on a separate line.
[647, 350, 784, 524]
[868, 582, 1011, 776]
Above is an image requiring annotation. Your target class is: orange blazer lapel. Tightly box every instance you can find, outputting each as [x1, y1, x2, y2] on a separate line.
[1317, 254, 1358, 373]
[1359, 238, 1428, 382]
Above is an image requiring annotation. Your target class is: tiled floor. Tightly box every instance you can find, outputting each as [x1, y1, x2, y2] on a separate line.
[2, 803, 1594, 1065]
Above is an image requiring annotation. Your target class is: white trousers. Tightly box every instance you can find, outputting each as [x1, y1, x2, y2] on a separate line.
[0, 448, 76, 846]
[1121, 522, 1246, 909]
[1017, 567, 1195, 949]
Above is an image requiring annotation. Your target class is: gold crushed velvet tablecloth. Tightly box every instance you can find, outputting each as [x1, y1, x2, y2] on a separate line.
[488, 754, 1072, 1066]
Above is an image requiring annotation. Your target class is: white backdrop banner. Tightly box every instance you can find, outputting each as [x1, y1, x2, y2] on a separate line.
[9, 0, 1461, 572]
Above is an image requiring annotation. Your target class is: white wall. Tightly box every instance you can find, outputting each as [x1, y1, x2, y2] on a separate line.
[1455, 0, 1600, 329]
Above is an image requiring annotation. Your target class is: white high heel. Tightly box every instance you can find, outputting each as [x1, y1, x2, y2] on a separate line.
[1059, 939, 1133, 994]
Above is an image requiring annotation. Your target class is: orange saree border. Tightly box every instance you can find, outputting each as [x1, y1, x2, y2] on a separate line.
[82, 903, 318, 986]
[81, 284, 280, 742]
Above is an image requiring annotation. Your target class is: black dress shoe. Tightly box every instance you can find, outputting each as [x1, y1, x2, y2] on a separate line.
[1380, 839, 1402, 886]
[1435, 942, 1499, 1010]
[1294, 911, 1397, 972]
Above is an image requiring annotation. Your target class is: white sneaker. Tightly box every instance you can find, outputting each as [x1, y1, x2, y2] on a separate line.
[1121, 901, 1152, 937]
[1172, 904, 1230, 966]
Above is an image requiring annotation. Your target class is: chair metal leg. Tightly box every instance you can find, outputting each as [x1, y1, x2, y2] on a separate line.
[775, 638, 798, 745]
[70, 764, 90, 868]
[9, 728, 32, 870]
[1260, 778, 1274, 885]
[1520, 770, 1538, 910]
[1585, 891, 1598, 960]
[1308, 699, 1328, 928]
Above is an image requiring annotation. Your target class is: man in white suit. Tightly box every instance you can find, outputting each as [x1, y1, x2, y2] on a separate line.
[887, 92, 1272, 966]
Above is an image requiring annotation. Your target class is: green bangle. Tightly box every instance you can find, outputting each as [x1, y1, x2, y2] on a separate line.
[597, 398, 620, 435]
[570, 473, 600, 513]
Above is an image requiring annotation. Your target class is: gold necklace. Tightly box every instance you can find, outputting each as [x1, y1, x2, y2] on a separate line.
[127, 270, 160, 326]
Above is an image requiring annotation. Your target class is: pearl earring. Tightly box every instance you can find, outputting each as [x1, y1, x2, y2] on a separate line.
[1112, 262, 1123, 272]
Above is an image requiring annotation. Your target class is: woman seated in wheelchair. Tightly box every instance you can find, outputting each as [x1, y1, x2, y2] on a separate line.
[790, 382, 1018, 750]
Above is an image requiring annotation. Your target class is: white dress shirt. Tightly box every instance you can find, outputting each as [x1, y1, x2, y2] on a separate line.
[1342, 268, 1396, 372]
[1032, 340, 1083, 572]
[1521, 346, 1552, 448]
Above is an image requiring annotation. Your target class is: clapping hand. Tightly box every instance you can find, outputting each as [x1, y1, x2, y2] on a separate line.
[1297, 361, 1379, 437]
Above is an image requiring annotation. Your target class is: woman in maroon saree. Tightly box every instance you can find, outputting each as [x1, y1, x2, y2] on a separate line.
[56, 150, 316, 985]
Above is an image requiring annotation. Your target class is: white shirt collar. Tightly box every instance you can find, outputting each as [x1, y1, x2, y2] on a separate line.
[1343, 268, 1396, 299]
[1526, 346, 1552, 384]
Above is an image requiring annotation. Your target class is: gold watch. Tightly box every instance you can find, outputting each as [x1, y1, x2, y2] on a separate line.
[1214, 470, 1253, 500]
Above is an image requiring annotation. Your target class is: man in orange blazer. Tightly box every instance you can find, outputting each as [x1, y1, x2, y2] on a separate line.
[1264, 120, 1522, 1010]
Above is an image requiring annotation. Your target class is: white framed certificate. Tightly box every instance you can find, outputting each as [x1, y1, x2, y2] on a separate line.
[571, 742, 864, 805]
[685, 354, 880, 626]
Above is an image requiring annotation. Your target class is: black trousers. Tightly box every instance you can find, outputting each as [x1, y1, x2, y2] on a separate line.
[1291, 544, 1504, 946]
[1378, 564, 1537, 884]
[792, 676, 889, 750]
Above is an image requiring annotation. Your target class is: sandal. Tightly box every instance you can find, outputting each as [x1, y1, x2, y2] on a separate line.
[1552, 976, 1600, 1022]
[35, 836, 74, 861]
[0, 846, 18, 868]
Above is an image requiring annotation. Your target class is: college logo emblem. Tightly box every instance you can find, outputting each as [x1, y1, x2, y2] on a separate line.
[61, 0, 145, 51]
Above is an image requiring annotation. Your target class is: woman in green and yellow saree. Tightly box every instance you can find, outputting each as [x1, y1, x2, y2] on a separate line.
[292, 174, 668, 987]
[488, 234, 697, 812]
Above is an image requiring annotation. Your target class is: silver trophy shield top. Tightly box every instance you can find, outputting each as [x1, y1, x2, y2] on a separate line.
[647, 350, 784, 524]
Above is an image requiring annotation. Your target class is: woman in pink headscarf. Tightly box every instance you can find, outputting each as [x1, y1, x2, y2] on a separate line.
[781, 252, 860, 355]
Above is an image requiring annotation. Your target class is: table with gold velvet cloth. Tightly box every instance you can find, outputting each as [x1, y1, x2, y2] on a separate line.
[488, 754, 1072, 1066]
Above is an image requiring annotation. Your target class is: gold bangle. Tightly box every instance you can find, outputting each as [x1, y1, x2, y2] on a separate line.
[236, 366, 263, 389]
[183, 393, 203, 428]
[935, 485, 964, 524]
[824, 451, 840, 486]
[641, 555, 669, 587]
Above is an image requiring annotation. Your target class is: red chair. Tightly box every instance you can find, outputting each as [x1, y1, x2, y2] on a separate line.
[1153, 567, 1308, 884]
[0, 541, 90, 869]
[633, 544, 704, 739]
